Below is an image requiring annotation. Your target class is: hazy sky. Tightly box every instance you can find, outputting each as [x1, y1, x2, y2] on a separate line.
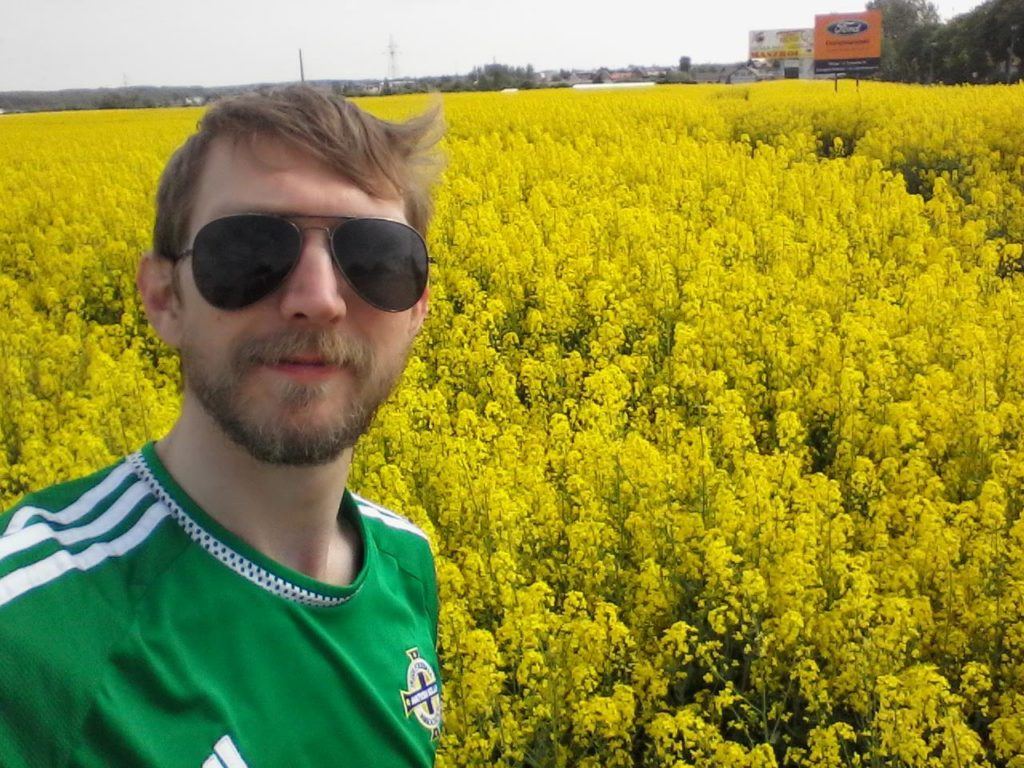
[2, 0, 980, 92]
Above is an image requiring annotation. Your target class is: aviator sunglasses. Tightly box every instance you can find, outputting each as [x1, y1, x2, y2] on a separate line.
[179, 213, 429, 312]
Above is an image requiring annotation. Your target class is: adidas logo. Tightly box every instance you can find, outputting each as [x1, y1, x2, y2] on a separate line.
[202, 735, 250, 768]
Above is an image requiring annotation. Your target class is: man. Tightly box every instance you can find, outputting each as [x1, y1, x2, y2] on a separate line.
[0, 86, 444, 767]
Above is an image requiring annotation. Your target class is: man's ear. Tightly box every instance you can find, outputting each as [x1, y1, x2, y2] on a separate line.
[408, 285, 429, 339]
[137, 252, 183, 349]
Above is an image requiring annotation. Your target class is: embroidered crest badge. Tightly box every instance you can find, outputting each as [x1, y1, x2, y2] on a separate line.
[401, 648, 442, 739]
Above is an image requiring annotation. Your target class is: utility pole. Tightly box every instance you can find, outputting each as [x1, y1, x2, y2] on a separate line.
[299, 49, 305, 83]
[386, 36, 399, 81]
[1010, 24, 1020, 84]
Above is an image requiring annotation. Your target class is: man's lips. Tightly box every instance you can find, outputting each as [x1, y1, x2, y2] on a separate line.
[263, 357, 348, 381]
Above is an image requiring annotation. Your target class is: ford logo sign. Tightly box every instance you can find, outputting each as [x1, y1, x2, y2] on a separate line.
[828, 20, 869, 35]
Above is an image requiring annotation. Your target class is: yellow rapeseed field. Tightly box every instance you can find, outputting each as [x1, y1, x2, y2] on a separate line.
[2, 81, 1024, 766]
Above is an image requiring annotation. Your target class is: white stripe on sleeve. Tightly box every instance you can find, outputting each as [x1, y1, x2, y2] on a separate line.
[355, 504, 429, 540]
[0, 503, 168, 608]
[5, 464, 135, 534]
[0, 482, 149, 564]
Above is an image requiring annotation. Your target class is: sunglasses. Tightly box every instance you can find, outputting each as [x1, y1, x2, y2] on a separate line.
[178, 213, 429, 312]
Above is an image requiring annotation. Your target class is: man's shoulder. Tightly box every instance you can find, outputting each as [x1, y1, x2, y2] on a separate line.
[0, 454, 178, 767]
[350, 492, 430, 542]
[349, 492, 434, 571]
[349, 492, 438, 637]
[1, 457, 135, 531]
[0, 450, 178, 615]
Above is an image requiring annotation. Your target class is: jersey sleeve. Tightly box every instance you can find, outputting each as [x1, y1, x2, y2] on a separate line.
[0, 474, 123, 768]
[348, 492, 439, 647]
[0, 460, 175, 768]
[420, 536, 440, 648]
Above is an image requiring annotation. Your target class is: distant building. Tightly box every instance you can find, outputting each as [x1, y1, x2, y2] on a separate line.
[726, 65, 760, 84]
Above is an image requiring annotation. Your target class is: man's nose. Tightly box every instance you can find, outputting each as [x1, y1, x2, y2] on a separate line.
[277, 227, 348, 323]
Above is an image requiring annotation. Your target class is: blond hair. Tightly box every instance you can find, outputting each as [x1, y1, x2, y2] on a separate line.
[152, 85, 444, 259]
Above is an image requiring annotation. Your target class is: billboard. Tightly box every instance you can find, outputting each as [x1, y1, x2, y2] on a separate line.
[749, 29, 814, 60]
[813, 11, 883, 75]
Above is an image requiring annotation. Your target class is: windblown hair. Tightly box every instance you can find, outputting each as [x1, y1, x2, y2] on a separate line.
[152, 85, 444, 259]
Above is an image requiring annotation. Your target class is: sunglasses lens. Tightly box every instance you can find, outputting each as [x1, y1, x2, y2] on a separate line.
[331, 219, 428, 312]
[191, 215, 299, 309]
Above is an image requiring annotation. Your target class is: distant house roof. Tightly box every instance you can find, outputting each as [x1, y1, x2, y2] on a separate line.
[727, 65, 761, 84]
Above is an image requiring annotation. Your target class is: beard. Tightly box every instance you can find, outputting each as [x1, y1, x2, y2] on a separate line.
[180, 328, 407, 466]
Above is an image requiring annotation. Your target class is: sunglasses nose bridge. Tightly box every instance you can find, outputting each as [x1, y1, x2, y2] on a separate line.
[297, 223, 333, 244]
[294, 224, 338, 264]
[274, 223, 350, 319]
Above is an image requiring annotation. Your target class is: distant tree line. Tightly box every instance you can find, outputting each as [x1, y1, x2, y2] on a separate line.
[0, 85, 252, 114]
[468, 63, 537, 90]
[868, 0, 1024, 83]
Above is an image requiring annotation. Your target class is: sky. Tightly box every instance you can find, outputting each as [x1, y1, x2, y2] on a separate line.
[1, 0, 981, 92]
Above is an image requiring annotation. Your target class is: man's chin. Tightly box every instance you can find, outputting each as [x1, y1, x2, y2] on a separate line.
[224, 423, 358, 467]
[184, 353, 392, 466]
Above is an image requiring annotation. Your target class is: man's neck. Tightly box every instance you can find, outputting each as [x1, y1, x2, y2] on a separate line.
[154, 402, 361, 587]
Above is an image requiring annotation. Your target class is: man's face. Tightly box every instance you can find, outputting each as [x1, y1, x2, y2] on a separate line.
[166, 136, 427, 465]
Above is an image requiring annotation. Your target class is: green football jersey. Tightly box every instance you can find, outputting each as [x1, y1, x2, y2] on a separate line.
[0, 443, 441, 767]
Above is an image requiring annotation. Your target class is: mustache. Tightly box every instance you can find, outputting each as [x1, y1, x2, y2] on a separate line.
[233, 330, 373, 373]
